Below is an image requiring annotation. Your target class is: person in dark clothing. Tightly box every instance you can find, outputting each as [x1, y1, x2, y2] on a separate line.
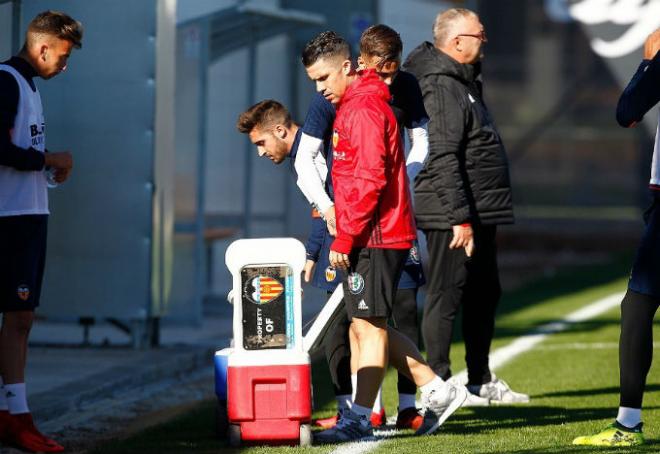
[355, 23, 428, 429]
[403, 7, 528, 404]
[288, 92, 356, 427]
[0, 10, 82, 453]
[573, 28, 660, 448]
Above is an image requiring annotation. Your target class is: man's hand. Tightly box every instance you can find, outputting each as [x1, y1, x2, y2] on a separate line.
[324, 205, 337, 236]
[45, 151, 73, 183]
[329, 250, 350, 270]
[303, 259, 316, 283]
[54, 167, 73, 183]
[644, 28, 660, 60]
[45, 151, 73, 170]
[450, 224, 474, 257]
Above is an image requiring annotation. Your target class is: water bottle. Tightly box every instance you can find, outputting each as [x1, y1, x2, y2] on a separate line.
[45, 167, 59, 188]
[45, 167, 58, 188]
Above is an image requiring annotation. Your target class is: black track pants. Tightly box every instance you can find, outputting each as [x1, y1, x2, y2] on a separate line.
[620, 289, 660, 408]
[422, 226, 501, 385]
[323, 296, 353, 396]
[391, 288, 420, 395]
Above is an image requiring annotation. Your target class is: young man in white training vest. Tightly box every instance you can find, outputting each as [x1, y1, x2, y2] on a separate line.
[0, 10, 82, 453]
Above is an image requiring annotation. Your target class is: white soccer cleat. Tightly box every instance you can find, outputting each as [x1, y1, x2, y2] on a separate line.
[461, 386, 490, 407]
[467, 374, 530, 404]
[447, 375, 490, 407]
[447, 375, 467, 386]
[415, 381, 467, 436]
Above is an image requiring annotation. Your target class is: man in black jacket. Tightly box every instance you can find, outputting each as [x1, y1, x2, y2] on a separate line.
[404, 7, 528, 404]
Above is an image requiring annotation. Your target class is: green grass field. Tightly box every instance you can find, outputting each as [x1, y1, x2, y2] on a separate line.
[89, 255, 660, 453]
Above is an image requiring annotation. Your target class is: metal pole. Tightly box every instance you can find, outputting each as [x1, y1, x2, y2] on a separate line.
[284, 32, 297, 233]
[243, 35, 256, 237]
[11, 0, 21, 54]
[195, 20, 210, 311]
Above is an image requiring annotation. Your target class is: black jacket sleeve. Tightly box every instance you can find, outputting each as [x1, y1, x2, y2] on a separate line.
[616, 50, 660, 128]
[423, 79, 471, 225]
[0, 71, 45, 171]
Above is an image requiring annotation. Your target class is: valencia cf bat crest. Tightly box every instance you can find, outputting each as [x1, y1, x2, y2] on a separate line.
[244, 275, 284, 305]
[17, 285, 30, 302]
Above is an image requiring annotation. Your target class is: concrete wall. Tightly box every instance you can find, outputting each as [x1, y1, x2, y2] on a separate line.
[171, 2, 314, 318]
[19, 0, 177, 321]
[0, 2, 12, 60]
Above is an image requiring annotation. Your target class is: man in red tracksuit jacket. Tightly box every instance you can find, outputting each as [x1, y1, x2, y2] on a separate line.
[302, 30, 467, 444]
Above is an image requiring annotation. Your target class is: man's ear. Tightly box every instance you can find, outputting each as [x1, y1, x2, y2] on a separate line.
[274, 124, 287, 139]
[341, 59, 353, 75]
[381, 60, 399, 73]
[40, 43, 49, 61]
[454, 36, 463, 53]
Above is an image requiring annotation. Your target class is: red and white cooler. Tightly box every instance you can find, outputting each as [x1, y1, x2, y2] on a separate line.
[223, 238, 312, 447]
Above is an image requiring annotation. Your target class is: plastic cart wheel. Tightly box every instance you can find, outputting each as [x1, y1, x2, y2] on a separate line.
[228, 423, 241, 447]
[215, 399, 228, 439]
[299, 423, 312, 447]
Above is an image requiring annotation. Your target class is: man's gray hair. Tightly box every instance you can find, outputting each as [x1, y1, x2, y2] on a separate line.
[432, 7, 477, 47]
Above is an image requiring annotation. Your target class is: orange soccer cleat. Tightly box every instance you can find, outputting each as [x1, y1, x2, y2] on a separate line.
[370, 408, 386, 428]
[0, 412, 64, 453]
[313, 412, 340, 429]
[395, 407, 424, 431]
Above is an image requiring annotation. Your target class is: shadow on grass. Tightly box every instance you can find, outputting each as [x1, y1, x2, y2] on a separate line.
[310, 255, 634, 420]
[87, 399, 660, 453]
[377, 404, 660, 442]
[498, 253, 632, 316]
[440, 405, 660, 434]
[448, 404, 596, 432]
[380, 405, 660, 446]
[87, 400, 244, 454]
[445, 253, 632, 347]
[310, 354, 338, 416]
[535, 384, 660, 399]
[474, 439, 660, 454]
[488, 318, 624, 340]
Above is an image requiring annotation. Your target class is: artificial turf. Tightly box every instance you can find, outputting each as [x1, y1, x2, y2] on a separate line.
[89, 255, 660, 453]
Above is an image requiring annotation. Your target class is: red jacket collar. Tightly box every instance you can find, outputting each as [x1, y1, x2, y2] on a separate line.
[338, 68, 391, 108]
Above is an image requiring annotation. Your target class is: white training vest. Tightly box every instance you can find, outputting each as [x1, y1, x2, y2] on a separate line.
[0, 64, 48, 216]
[650, 109, 660, 187]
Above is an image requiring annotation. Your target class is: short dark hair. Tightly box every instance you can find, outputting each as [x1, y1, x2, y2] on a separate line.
[27, 10, 83, 49]
[359, 24, 402, 64]
[236, 99, 292, 134]
[301, 31, 351, 67]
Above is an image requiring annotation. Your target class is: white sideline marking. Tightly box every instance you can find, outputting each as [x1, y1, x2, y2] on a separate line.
[327, 291, 625, 454]
[537, 341, 660, 351]
[495, 291, 624, 366]
[451, 291, 625, 384]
